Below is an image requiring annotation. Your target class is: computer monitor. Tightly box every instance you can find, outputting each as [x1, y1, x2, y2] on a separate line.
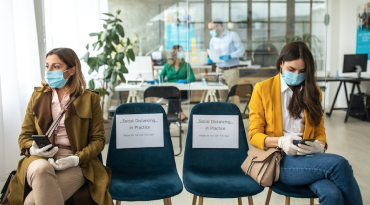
[343, 54, 368, 74]
[123, 56, 153, 81]
[151, 51, 163, 65]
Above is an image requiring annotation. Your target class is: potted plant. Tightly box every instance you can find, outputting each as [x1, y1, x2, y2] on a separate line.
[81, 10, 135, 142]
[282, 33, 323, 69]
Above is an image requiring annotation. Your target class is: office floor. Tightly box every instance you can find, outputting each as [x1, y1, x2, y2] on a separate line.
[1, 104, 368, 205]
[99, 102, 370, 205]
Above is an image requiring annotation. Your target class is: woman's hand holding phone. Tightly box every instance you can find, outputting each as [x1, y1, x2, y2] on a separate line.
[29, 141, 59, 158]
[297, 140, 325, 155]
[278, 134, 302, 156]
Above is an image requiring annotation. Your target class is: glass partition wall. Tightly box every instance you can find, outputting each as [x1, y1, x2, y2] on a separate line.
[106, 0, 330, 203]
[107, 0, 328, 105]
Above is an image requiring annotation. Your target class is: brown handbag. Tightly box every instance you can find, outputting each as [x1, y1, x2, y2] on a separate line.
[241, 147, 284, 187]
[0, 171, 16, 205]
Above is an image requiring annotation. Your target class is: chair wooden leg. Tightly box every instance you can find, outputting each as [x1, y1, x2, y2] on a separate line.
[192, 195, 198, 205]
[116, 201, 121, 205]
[310, 198, 314, 205]
[285, 196, 290, 205]
[167, 198, 172, 205]
[238, 197, 242, 205]
[198, 196, 204, 205]
[248, 196, 253, 205]
[163, 198, 168, 205]
[265, 188, 273, 205]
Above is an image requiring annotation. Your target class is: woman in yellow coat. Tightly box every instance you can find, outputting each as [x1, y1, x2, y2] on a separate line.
[248, 42, 362, 205]
[8, 48, 113, 205]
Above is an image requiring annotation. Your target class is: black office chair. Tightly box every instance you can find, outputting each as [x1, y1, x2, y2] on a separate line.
[253, 43, 279, 67]
[144, 86, 182, 156]
[226, 84, 254, 119]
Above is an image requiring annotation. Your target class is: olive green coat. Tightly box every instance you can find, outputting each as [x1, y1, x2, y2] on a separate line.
[8, 86, 113, 205]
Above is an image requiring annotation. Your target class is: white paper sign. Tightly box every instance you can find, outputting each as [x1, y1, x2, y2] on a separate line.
[116, 113, 164, 149]
[192, 115, 239, 148]
[207, 49, 225, 63]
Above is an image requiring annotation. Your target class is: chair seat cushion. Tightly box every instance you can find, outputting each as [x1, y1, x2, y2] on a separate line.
[166, 114, 180, 122]
[183, 166, 264, 198]
[109, 168, 183, 201]
[271, 181, 317, 198]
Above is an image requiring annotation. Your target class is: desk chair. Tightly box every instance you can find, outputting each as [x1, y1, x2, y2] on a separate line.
[183, 102, 264, 205]
[226, 84, 254, 119]
[144, 86, 183, 156]
[107, 103, 183, 205]
[253, 43, 279, 67]
[265, 182, 317, 205]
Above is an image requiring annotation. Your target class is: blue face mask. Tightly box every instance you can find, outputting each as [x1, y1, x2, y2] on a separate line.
[209, 29, 217, 37]
[177, 51, 184, 59]
[45, 69, 70, 88]
[281, 68, 306, 86]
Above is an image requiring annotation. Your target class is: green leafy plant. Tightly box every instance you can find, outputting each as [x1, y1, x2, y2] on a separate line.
[283, 33, 322, 69]
[81, 10, 135, 110]
[282, 33, 321, 50]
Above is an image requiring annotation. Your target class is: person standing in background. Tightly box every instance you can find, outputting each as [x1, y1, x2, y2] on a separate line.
[208, 19, 245, 106]
[360, 7, 368, 30]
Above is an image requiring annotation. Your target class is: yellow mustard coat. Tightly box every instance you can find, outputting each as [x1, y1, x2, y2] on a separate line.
[8, 86, 113, 205]
[248, 74, 327, 150]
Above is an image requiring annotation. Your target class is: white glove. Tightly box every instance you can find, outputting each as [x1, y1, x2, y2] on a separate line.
[48, 155, 79, 171]
[29, 141, 59, 158]
[297, 140, 325, 155]
[278, 135, 302, 156]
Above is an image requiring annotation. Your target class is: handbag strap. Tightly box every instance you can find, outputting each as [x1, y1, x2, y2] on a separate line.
[45, 96, 76, 137]
[274, 150, 284, 182]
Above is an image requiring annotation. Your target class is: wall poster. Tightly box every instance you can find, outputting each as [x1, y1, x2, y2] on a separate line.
[356, 3, 370, 60]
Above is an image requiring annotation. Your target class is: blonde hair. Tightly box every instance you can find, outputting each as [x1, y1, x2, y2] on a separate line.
[43, 48, 86, 97]
[167, 45, 184, 69]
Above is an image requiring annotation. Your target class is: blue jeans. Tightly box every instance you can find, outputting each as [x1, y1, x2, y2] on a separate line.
[279, 153, 363, 205]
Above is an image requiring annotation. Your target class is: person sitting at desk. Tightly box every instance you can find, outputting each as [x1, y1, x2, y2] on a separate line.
[160, 45, 195, 121]
[248, 41, 363, 205]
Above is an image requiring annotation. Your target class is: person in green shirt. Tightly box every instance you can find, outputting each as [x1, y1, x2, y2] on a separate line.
[160, 45, 195, 121]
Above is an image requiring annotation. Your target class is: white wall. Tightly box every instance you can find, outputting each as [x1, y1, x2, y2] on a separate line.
[327, 0, 370, 108]
[0, 0, 42, 178]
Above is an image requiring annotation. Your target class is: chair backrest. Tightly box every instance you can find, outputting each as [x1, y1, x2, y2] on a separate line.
[253, 43, 279, 67]
[226, 84, 254, 102]
[183, 102, 249, 170]
[106, 103, 177, 173]
[144, 86, 181, 100]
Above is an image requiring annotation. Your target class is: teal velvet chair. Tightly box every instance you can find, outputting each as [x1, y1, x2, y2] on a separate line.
[107, 103, 183, 205]
[183, 102, 264, 205]
[265, 183, 317, 205]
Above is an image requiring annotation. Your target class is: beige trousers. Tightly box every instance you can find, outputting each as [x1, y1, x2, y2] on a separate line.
[24, 149, 85, 205]
[216, 66, 240, 107]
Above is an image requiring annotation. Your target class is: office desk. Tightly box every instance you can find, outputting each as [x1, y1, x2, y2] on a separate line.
[115, 82, 229, 105]
[316, 77, 370, 122]
[154, 65, 212, 70]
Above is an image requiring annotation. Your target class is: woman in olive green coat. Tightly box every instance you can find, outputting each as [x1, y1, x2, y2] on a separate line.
[8, 48, 113, 205]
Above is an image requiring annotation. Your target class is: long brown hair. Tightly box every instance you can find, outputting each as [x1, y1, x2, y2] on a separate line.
[276, 41, 322, 126]
[167, 45, 184, 69]
[43, 48, 86, 97]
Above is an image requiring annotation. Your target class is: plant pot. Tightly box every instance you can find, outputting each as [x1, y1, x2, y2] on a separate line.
[104, 119, 112, 144]
[102, 94, 112, 120]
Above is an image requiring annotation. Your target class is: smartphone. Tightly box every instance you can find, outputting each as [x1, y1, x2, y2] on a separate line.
[32, 135, 53, 151]
[298, 139, 315, 145]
